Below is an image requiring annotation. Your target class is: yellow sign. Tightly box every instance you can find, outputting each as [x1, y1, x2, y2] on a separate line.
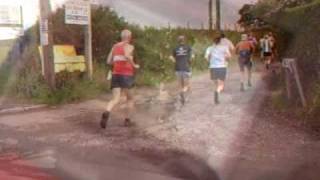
[39, 45, 86, 74]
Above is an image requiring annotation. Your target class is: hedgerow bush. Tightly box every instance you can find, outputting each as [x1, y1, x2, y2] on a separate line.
[0, 6, 239, 104]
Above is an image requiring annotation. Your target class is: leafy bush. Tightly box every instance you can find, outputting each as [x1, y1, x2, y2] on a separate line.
[0, 6, 239, 104]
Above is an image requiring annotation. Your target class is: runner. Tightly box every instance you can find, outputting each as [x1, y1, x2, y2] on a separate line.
[100, 29, 140, 129]
[248, 32, 258, 47]
[268, 32, 277, 63]
[261, 34, 273, 70]
[205, 34, 231, 104]
[248, 32, 258, 69]
[170, 35, 193, 105]
[220, 32, 235, 53]
[236, 34, 255, 91]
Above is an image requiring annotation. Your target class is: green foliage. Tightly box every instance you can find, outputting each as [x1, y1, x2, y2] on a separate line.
[0, 6, 239, 104]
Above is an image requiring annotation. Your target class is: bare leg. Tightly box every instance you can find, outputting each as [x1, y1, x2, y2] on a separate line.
[248, 66, 252, 87]
[214, 79, 224, 104]
[106, 88, 121, 112]
[101, 88, 121, 128]
[122, 88, 134, 120]
[217, 80, 224, 93]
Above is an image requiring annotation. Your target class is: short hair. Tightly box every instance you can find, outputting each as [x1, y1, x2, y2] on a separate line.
[121, 29, 132, 40]
[219, 31, 225, 38]
[178, 35, 185, 43]
[241, 34, 248, 41]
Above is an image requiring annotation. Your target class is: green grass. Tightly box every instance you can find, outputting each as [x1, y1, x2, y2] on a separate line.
[0, 40, 14, 64]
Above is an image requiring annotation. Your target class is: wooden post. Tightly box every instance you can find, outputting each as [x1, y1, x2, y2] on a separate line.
[208, 0, 213, 31]
[84, 3, 93, 80]
[284, 68, 292, 100]
[216, 0, 221, 31]
[291, 60, 307, 107]
[283, 58, 307, 107]
[39, 0, 55, 89]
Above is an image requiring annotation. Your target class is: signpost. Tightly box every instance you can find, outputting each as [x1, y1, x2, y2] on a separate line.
[65, 0, 93, 80]
[39, 0, 55, 89]
[282, 58, 307, 107]
[0, 5, 23, 27]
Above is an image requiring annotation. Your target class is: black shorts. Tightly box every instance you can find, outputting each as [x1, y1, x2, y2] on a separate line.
[111, 74, 135, 89]
[210, 68, 227, 81]
[263, 52, 272, 57]
[238, 58, 253, 72]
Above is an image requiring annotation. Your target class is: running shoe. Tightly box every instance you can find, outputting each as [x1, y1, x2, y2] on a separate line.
[180, 92, 185, 105]
[124, 118, 135, 127]
[240, 83, 245, 92]
[100, 111, 110, 129]
[214, 91, 220, 104]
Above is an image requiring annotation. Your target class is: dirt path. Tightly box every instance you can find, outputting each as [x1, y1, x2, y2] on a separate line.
[0, 65, 319, 180]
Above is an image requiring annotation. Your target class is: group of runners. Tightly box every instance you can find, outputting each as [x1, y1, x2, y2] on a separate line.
[100, 29, 276, 128]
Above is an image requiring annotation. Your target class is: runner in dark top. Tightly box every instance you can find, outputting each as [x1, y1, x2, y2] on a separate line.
[171, 35, 193, 105]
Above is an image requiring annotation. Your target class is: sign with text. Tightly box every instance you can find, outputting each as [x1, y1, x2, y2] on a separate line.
[65, 0, 90, 25]
[0, 5, 22, 26]
[39, 19, 49, 45]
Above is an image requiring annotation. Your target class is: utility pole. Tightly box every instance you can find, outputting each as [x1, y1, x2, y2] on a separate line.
[39, 0, 55, 89]
[216, 0, 221, 31]
[84, 2, 93, 80]
[208, 0, 213, 31]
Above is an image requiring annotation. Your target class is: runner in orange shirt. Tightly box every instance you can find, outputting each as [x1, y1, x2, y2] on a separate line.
[236, 34, 255, 91]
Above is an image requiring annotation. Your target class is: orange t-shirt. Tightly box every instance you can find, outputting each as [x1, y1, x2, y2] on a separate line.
[236, 41, 254, 52]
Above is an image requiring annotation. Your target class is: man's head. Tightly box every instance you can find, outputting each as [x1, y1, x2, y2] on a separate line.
[241, 34, 248, 41]
[121, 29, 132, 42]
[178, 35, 186, 44]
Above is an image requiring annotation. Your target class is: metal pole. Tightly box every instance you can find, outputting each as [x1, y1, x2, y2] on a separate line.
[39, 0, 55, 89]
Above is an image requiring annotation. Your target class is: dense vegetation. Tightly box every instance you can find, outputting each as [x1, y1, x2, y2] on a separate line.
[240, 0, 320, 130]
[0, 6, 239, 104]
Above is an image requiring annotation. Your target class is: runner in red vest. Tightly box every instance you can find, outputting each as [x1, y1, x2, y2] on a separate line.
[100, 29, 140, 128]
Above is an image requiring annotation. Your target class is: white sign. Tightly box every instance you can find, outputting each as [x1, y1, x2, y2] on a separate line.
[39, 19, 49, 45]
[0, 5, 22, 25]
[65, 0, 90, 25]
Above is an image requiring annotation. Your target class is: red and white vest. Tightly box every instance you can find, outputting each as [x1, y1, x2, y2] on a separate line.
[112, 42, 134, 76]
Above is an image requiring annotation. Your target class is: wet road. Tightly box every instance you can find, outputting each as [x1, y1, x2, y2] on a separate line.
[0, 65, 319, 180]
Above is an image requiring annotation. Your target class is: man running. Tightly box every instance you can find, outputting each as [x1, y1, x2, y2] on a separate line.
[248, 32, 258, 47]
[235, 34, 255, 91]
[268, 32, 277, 63]
[205, 34, 231, 104]
[170, 35, 193, 105]
[261, 34, 273, 69]
[100, 29, 140, 129]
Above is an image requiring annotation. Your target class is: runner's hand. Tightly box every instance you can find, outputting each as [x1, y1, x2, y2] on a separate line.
[134, 64, 140, 69]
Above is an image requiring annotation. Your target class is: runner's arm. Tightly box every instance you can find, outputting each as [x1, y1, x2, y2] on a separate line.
[205, 47, 211, 62]
[235, 44, 239, 54]
[169, 49, 176, 63]
[106, 47, 114, 65]
[125, 45, 139, 69]
[225, 47, 232, 61]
